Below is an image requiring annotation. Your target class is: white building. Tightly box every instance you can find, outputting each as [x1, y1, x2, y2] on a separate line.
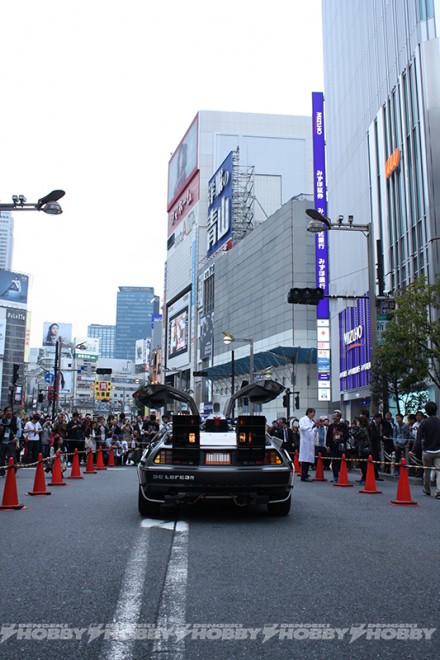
[0, 212, 13, 271]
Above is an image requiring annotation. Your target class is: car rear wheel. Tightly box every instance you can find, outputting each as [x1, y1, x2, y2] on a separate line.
[268, 494, 291, 516]
[138, 486, 161, 517]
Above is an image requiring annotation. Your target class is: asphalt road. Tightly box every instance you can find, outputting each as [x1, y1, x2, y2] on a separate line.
[0, 464, 438, 659]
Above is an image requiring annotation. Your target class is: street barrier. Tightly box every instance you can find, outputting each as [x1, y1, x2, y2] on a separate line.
[96, 447, 106, 471]
[26, 453, 52, 496]
[313, 452, 327, 482]
[49, 450, 67, 486]
[333, 454, 353, 487]
[107, 446, 116, 467]
[359, 455, 382, 494]
[390, 458, 418, 506]
[84, 448, 98, 474]
[0, 457, 25, 510]
[68, 448, 84, 480]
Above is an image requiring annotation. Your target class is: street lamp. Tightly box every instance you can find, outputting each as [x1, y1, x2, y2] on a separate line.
[223, 331, 255, 414]
[0, 190, 65, 215]
[306, 208, 377, 400]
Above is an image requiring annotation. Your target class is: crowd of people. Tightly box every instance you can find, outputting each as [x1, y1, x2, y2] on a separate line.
[0, 408, 170, 474]
[267, 402, 440, 497]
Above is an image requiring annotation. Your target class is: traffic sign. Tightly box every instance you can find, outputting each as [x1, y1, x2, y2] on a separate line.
[44, 373, 55, 384]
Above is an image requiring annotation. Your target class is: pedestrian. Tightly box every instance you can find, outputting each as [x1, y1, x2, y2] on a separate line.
[351, 414, 372, 484]
[326, 410, 350, 482]
[368, 413, 384, 480]
[41, 416, 52, 460]
[393, 413, 410, 477]
[274, 417, 294, 454]
[410, 400, 440, 498]
[66, 411, 85, 465]
[0, 406, 19, 476]
[23, 413, 43, 464]
[299, 408, 319, 481]
[49, 434, 68, 473]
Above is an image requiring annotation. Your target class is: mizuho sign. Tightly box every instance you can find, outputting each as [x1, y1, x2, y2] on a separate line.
[344, 325, 363, 346]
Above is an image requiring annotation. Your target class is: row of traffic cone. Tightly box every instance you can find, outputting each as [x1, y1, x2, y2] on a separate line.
[295, 451, 418, 506]
[0, 445, 118, 510]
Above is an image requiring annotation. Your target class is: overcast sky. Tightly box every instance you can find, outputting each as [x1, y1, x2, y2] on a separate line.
[1, 0, 323, 347]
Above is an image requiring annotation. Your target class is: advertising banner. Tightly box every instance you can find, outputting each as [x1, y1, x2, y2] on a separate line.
[74, 336, 100, 360]
[167, 115, 198, 210]
[0, 271, 29, 309]
[135, 338, 151, 373]
[43, 322, 73, 349]
[168, 174, 200, 239]
[207, 151, 233, 257]
[312, 92, 329, 320]
[339, 298, 371, 392]
[167, 291, 191, 368]
[199, 311, 214, 360]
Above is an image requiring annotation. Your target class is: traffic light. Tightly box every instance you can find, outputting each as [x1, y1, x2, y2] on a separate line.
[96, 368, 112, 375]
[287, 287, 325, 305]
[38, 391, 44, 403]
[12, 364, 20, 384]
[193, 371, 209, 377]
[295, 393, 300, 410]
[282, 394, 288, 408]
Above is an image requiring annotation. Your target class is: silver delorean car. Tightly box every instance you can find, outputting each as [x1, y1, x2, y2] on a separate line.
[135, 380, 294, 516]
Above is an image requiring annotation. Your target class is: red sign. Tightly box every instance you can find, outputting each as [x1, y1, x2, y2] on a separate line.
[167, 173, 200, 238]
[385, 148, 401, 178]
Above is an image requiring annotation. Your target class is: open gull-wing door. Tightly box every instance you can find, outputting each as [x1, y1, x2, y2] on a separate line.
[223, 379, 285, 418]
[133, 383, 199, 415]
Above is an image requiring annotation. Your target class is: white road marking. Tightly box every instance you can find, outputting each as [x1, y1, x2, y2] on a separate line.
[99, 532, 150, 660]
[141, 518, 176, 530]
[152, 520, 189, 659]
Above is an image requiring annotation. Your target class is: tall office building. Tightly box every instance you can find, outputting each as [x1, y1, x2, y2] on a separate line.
[87, 324, 115, 359]
[0, 212, 14, 270]
[321, 0, 440, 412]
[164, 110, 314, 397]
[114, 287, 159, 361]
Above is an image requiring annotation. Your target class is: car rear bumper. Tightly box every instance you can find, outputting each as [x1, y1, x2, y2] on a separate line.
[138, 465, 293, 505]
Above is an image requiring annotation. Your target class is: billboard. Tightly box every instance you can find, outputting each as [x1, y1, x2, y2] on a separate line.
[167, 291, 191, 368]
[339, 298, 371, 392]
[43, 322, 73, 348]
[168, 173, 200, 239]
[207, 151, 233, 257]
[199, 311, 214, 360]
[312, 92, 329, 321]
[0, 271, 29, 309]
[135, 338, 151, 373]
[167, 115, 198, 210]
[74, 336, 100, 360]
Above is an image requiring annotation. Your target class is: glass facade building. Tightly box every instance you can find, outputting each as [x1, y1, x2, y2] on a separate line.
[321, 0, 440, 411]
[114, 287, 158, 361]
[87, 324, 115, 359]
[0, 212, 13, 271]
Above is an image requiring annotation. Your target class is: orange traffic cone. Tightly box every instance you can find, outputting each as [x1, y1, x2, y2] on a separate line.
[390, 458, 418, 506]
[50, 450, 67, 486]
[359, 455, 382, 494]
[0, 457, 25, 509]
[95, 446, 106, 470]
[84, 447, 97, 474]
[26, 453, 52, 496]
[333, 454, 353, 487]
[68, 448, 84, 480]
[107, 445, 115, 467]
[313, 452, 327, 481]
[293, 450, 301, 476]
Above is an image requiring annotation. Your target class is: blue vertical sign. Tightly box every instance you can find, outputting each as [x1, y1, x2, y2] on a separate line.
[312, 92, 329, 320]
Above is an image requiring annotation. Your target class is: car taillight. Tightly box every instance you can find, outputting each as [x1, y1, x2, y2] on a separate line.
[153, 450, 173, 464]
[264, 450, 283, 465]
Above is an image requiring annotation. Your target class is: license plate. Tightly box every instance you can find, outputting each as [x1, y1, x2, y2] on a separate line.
[205, 452, 231, 465]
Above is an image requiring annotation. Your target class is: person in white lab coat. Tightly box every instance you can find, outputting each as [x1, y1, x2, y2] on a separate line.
[299, 408, 319, 481]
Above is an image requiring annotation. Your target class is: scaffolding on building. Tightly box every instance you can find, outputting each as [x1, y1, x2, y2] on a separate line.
[231, 148, 255, 243]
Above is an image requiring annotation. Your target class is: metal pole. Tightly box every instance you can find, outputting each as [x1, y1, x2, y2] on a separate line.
[367, 223, 377, 413]
[231, 349, 235, 420]
[249, 339, 254, 415]
[52, 339, 60, 421]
